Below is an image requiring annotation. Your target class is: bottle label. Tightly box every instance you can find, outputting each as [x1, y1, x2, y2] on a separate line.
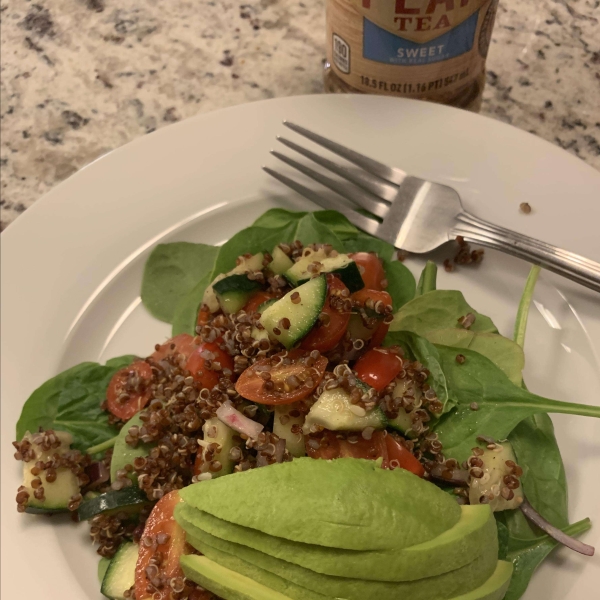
[326, 0, 498, 104]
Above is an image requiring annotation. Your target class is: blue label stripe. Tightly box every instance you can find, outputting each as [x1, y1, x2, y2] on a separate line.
[363, 12, 478, 66]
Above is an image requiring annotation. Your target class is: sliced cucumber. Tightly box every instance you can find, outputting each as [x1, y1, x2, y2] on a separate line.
[77, 486, 149, 521]
[388, 379, 421, 438]
[217, 291, 252, 315]
[213, 274, 262, 314]
[347, 313, 380, 342]
[203, 253, 265, 312]
[303, 387, 386, 434]
[20, 431, 80, 514]
[270, 246, 294, 275]
[197, 418, 237, 478]
[259, 276, 327, 349]
[468, 441, 523, 511]
[101, 541, 138, 600]
[387, 407, 414, 437]
[285, 250, 364, 292]
[257, 298, 278, 313]
[110, 414, 153, 484]
[273, 404, 306, 458]
[98, 557, 111, 584]
[249, 300, 277, 342]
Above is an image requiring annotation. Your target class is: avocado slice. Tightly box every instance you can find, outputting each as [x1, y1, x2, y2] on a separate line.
[180, 554, 323, 600]
[179, 458, 461, 551]
[175, 504, 496, 582]
[448, 561, 513, 600]
[184, 520, 498, 600]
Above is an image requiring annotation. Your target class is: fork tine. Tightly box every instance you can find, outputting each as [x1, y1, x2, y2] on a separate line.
[270, 151, 389, 219]
[262, 167, 380, 236]
[283, 121, 407, 186]
[276, 136, 398, 203]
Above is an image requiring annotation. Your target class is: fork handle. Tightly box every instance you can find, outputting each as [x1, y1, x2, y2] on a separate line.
[452, 212, 600, 293]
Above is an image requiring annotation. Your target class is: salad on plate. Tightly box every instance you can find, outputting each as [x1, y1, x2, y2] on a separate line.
[12, 209, 599, 600]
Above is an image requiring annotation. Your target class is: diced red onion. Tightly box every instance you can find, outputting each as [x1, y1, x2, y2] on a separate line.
[216, 400, 264, 440]
[520, 499, 595, 556]
[85, 461, 109, 489]
[274, 438, 286, 463]
[256, 453, 270, 468]
[429, 464, 470, 487]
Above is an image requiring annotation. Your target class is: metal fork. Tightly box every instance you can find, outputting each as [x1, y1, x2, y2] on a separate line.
[264, 122, 600, 293]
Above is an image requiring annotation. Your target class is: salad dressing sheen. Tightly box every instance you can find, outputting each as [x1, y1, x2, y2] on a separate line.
[324, 0, 500, 111]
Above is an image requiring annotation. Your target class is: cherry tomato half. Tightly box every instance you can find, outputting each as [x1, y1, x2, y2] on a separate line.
[306, 430, 424, 477]
[197, 305, 212, 327]
[305, 430, 382, 462]
[349, 252, 386, 291]
[151, 333, 197, 363]
[354, 347, 403, 392]
[106, 361, 153, 421]
[135, 491, 187, 600]
[384, 432, 425, 477]
[300, 275, 351, 353]
[351, 288, 392, 311]
[243, 291, 277, 315]
[235, 349, 328, 405]
[185, 342, 234, 389]
[369, 321, 390, 349]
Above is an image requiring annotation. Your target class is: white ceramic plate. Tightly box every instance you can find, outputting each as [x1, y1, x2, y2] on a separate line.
[2, 95, 599, 600]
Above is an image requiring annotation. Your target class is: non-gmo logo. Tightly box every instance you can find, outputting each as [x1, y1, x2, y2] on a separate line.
[333, 33, 350, 74]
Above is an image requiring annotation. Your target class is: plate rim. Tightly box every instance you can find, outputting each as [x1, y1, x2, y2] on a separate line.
[2, 94, 599, 600]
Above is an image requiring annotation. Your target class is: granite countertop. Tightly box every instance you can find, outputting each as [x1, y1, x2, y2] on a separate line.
[1, 0, 599, 229]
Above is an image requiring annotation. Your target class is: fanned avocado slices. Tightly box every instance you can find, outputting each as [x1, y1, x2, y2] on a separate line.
[184, 524, 498, 600]
[180, 554, 323, 600]
[177, 458, 508, 600]
[179, 458, 461, 551]
[175, 503, 496, 582]
[449, 561, 513, 600]
[180, 554, 513, 600]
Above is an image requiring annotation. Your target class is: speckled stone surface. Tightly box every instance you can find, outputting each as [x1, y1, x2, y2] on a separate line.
[1, 0, 599, 229]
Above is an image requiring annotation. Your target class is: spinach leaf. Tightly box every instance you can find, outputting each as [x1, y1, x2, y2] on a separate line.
[430, 343, 600, 461]
[171, 271, 213, 336]
[252, 209, 358, 240]
[252, 208, 306, 229]
[16, 356, 135, 452]
[496, 520, 510, 560]
[496, 509, 540, 542]
[390, 290, 497, 336]
[385, 331, 600, 462]
[513, 265, 541, 348]
[509, 264, 569, 528]
[141, 242, 218, 323]
[503, 518, 591, 600]
[313, 211, 359, 240]
[415, 261, 437, 297]
[424, 329, 524, 386]
[343, 231, 395, 261]
[383, 260, 416, 311]
[294, 213, 347, 250]
[509, 414, 569, 529]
